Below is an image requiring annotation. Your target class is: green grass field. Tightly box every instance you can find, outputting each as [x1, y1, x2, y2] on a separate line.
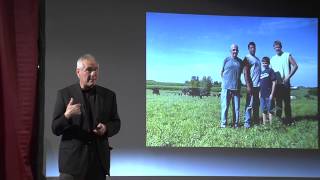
[146, 88, 318, 148]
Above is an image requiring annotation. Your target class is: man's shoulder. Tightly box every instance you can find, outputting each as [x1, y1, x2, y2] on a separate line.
[245, 54, 253, 59]
[223, 57, 229, 63]
[236, 57, 243, 64]
[96, 85, 116, 96]
[270, 54, 277, 60]
[283, 51, 290, 56]
[58, 84, 79, 93]
[57, 84, 117, 98]
[224, 56, 242, 62]
[246, 54, 260, 62]
[271, 52, 290, 60]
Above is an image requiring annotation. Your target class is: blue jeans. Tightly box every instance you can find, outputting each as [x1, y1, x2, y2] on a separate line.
[260, 97, 273, 113]
[244, 87, 260, 128]
[220, 89, 240, 128]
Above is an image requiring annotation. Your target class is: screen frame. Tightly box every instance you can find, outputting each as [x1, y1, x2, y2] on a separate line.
[145, 0, 319, 151]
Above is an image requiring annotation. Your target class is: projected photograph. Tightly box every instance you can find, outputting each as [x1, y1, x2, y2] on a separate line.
[146, 12, 318, 148]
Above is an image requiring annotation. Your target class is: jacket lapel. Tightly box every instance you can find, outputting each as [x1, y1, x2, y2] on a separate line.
[93, 86, 102, 127]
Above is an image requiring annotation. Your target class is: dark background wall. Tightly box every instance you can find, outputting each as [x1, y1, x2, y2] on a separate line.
[43, 0, 319, 179]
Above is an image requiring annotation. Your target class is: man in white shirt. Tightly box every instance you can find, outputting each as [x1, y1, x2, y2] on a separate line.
[270, 40, 298, 125]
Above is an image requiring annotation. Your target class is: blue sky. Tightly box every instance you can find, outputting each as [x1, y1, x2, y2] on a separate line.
[146, 12, 318, 87]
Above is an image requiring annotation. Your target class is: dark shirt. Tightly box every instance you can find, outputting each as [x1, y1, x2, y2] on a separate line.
[81, 86, 96, 131]
[260, 67, 276, 98]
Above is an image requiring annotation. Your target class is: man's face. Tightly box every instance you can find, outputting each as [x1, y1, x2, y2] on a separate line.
[248, 45, 256, 55]
[230, 45, 239, 58]
[76, 59, 99, 89]
[274, 44, 282, 55]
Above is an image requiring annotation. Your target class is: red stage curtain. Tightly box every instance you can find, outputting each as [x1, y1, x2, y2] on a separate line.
[0, 0, 39, 179]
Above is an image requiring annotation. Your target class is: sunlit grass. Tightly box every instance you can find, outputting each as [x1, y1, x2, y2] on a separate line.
[146, 89, 318, 149]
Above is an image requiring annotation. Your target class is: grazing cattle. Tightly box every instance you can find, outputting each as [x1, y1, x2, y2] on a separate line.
[181, 88, 191, 96]
[200, 88, 210, 97]
[189, 88, 201, 98]
[304, 94, 313, 100]
[152, 88, 160, 95]
[180, 88, 212, 98]
[213, 92, 221, 98]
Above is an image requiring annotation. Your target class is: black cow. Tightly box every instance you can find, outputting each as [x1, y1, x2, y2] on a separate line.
[181, 88, 191, 96]
[152, 88, 160, 95]
[181, 87, 211, 99]
[200, 88, 210, 97]
[189, 88, 201, 98]
[181, 87, 196, 96]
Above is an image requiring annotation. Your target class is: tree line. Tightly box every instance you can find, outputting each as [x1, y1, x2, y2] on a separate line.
[184, 76, 221, 92]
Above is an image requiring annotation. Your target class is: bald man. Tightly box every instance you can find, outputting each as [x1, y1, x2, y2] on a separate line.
[220, 44, 243, 128]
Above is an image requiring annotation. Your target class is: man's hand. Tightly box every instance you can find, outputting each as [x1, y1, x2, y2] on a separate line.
[93, 123, 107, 136]
[283, 77, 289, 85]
[64, 97, 81, 119]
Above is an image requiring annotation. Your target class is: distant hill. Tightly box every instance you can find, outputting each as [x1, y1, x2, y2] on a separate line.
[146, 80, 185, 86]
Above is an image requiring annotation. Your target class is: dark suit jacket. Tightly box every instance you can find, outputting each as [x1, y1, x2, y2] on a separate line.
[52, 83, 121, 176]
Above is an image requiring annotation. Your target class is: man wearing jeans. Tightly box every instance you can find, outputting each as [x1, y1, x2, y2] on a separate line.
[220, 44, 243, 128]
[243, 42, 261, 128]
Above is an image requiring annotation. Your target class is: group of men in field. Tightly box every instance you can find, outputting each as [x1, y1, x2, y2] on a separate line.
[220, 40, 298, 128]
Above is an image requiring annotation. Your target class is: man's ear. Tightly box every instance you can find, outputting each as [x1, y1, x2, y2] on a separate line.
[76, 68, 80, 78]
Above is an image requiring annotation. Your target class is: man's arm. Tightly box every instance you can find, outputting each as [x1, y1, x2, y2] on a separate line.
[105, 93, 121, 137]
[52, 92, 81, 136]
[243, 57, 253, 94]
[270, 69, 277, 100]
[270, 80, 276, 100]
[52, 91, 72, 136]
[221, 58, 227, 78]
[284, 54, 298, 84]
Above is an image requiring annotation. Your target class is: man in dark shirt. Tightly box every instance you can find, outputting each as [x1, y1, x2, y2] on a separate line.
[52, 54, 121, 180]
